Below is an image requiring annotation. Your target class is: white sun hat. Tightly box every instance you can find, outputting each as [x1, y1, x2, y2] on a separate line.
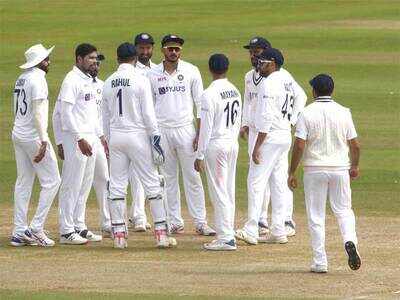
[19, 44, 55, 69]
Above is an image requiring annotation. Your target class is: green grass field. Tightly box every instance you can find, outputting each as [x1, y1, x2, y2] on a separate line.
[0, 1, 399, 299]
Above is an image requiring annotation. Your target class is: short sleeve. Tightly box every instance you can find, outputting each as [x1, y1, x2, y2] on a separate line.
[31, 76, 48, 101]
[294, 112, 308, 140]
[346, 110, 357, 140]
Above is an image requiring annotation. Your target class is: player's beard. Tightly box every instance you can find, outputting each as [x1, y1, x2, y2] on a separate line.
[138, 55, 150, 65]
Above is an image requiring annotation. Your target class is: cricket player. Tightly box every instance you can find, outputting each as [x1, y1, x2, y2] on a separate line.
[288, 74, 361, 273]
[102, 42, 176, 249]
[11, 44, 61, 247]
[236, 48, 295, 245]
[128, 32, 157, 232]
[240, 37, 307, 238]
[58, 43, 105, 244]
[195, 54, 241, 251]
[147, 34, 215, 236]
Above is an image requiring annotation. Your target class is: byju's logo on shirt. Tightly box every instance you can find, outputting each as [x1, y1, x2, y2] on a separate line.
[158, 86, 186, 95]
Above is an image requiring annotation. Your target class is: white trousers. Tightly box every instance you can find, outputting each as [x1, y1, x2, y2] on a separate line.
[108, 130, 166, 233]
[244, 142, 291, 238]
[128, 165, 147, 224]
[205, 141, 238, 242]
[304, 170, 357, 266]
[12, 136, 60, 235]
[160, 125, 206, 227]
[59, 133, 97, 235]
[92, 140, 111, 229]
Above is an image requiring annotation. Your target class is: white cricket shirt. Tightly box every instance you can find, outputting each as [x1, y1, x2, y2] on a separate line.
[58, 66, 101, 138]
[254, 70, 295, 144]
[12, 67, 48, 141]
[102, 63, 159, 136]
[147, 60, 203, 128]
[295, 96, 357, 168]
[196, 78, 242, 160]
[135, 60, 156, 76]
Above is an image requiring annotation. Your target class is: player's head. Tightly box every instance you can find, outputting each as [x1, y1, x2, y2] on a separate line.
[243, 37, 271, 68]
[89, 53, 105, 78]
[117, 42, 137, 64]
[309, 74, 334, 98]
[257, 47, 284, 76]
[19, 44, 55, 73]
[161, 34, 184, 63]
[208, 53, 229, 78]
[134, 33, 154, 65]
[75, 43, 98, 74]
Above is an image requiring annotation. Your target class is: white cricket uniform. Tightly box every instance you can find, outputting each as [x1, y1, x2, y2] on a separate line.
[295, 96, 358, 267]
[102, 63, 167, 233]
[243, 68, 307, 225]
[11, 67, 61, 235]
[147, 60, 207, 228]
[58, 66, 102, 235]
[197, 79, 241, 242]
[243, 70, 295, 239]
[128, 60, 157, 225]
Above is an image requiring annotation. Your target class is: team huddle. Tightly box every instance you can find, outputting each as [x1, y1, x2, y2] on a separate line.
[11, 33, 362, 273]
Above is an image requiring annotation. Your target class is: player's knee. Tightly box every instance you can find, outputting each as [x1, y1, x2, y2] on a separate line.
[147, 193, 163, 201]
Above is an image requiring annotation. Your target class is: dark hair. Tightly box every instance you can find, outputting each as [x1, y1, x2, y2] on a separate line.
[75, 43, 97, 60]
[309, 74, 334, 96]
[209, 53, 229, 75]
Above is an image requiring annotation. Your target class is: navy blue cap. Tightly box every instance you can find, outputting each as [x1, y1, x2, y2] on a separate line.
[161, 34, 184, 47]
[117, 42, 136, 59]
[209, 53, 229, 74]
[134, 33, 154, 45]
[243, 37, 271, 49]
[309, 74, 334, 95]
[258, 47, 284, 67]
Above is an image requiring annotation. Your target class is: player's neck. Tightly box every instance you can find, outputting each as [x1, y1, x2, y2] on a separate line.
[212, 74, 226, 81]
[163, 60, 178, 75]
[138, 58, 150, 67]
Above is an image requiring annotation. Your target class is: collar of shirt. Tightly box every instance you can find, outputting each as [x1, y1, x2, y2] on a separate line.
[136, 60, 153, 69]
[30, 67, 46, 77]
[315, 96, 333, 102]
[211, 78, 228, 86]
[161, 59, 181, 75]
[118, 63, 136, 72]
[72, 65, 92, 81]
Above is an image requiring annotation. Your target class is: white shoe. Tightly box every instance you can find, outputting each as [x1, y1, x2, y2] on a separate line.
[132, 220, 147, 232]
[169, 223, 184, 234]
[285, 221, 296, 237]
[203, 239, 236, 251]
[235, 229, 258, 245]
[258, 233, 288, 244]
[311, 264, 328, 273]
[258, 221, 270, 236]
[155, 228, 177, 248]
[10, 229, 38, 247]
[60, 232, 88, 245]
[78, 229, 102, 242]
[31, 230, 55, 247]
[196, 224, 216, 236]
[113, 232, 128, 249]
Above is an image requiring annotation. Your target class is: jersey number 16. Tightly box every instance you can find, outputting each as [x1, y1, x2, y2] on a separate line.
[223, 100, 240, 128]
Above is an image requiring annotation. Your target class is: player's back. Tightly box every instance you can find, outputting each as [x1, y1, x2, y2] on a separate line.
[103, 63, 150, 133]
[12, 68, 47, 141]
[206, 78, 242, 143]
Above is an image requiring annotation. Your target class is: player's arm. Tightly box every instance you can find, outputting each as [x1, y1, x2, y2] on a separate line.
[346, 109, 360, 180]
[288, 112, 307, 189]
[52, 101, 64, 160]
[101, 88, 111, 142]
[191, 67, 204, 149]
[290, 79, 307, 126]
[240, 74, 250, 139]
[194, 92, 214, 172]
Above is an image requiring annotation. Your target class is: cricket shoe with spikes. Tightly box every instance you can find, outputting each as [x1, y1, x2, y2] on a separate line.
[31, 229, 55, 247]
[10, 229, 38, 247]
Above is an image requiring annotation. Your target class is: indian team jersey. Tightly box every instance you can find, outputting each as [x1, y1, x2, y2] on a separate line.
[135, 60, 156, 76]
[58, 66, 99, 135]
[196, 78, 242, 159]
[93, 78, 104, 123]
[147, 60, 203, 128]
[102, 63, 158, 136]
[255, 70, 295, 144]
[12, 67, 48, 141]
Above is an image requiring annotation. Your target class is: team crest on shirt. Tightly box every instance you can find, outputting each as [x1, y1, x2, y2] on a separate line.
[177, 74, 184, 81]
[97, 89, 102, 94]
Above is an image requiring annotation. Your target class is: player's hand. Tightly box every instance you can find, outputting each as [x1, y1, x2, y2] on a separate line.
[349, 166, 359, 180]
[33, 141, 47, 163]
[151, 135, 165, 166]
[194, 159, 205, 173]
[192, 134, 199, 152]
[288, 173, 298, 190]
[100, 135, 109, 159]
[240, 126, 249, 140]
[252, 148, 261, 164]
[57, 144, 64, 160]
[78, 138, 93, 156]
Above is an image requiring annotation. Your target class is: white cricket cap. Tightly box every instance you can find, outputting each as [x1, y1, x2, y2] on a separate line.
[19, 44, 55, 69]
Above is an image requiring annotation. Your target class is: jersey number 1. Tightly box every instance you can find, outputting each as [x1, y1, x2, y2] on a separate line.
[117, 89, 123, 116]
[223, 100, 240, 127]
